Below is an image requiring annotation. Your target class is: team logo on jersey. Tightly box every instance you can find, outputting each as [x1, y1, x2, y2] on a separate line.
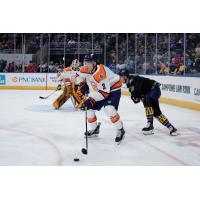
[99, 74, 104, 79]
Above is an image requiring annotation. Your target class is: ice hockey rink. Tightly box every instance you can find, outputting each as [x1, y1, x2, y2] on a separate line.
[0, 89, 200, 166]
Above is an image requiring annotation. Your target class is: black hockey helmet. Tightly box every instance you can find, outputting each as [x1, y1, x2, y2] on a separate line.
[119, 68, 130, 78]
[83, 53, 99, 64]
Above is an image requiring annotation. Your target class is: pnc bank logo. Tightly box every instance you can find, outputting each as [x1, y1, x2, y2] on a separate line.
[11, 77, 18, 82]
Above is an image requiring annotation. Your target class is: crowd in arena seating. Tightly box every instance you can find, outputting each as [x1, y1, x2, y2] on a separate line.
[0, 34, 14, 52]
[112, 33, 200, 76]
[0, 33, 200, 76]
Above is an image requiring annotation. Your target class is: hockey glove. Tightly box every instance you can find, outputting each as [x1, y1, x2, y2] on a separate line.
[57, 84, 62, 90]
[131, 95, 140, 104]
[83, 97, 96, 110]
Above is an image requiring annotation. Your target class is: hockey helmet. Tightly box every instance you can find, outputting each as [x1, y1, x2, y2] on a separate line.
[83, 53, 98, 64]
[119, 68, 130, 78]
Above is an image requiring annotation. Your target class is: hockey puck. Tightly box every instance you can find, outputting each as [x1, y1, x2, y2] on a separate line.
[74, 158, 80, 162]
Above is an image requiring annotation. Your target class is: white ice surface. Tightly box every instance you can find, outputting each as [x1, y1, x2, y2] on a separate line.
[0, 90, 200, 166]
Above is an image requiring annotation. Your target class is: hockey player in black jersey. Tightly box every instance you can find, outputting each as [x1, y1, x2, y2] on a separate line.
[120, 69, 178, 136]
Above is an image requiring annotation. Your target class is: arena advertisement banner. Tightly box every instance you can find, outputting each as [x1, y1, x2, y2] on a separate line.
[47, 73, 58, 87]
[0, 73, 47, 89]
[0, 73, 58, 89]
[143, 75, 200, 104]
[0, 74, 6, 85]
[1, 73, 200, 108]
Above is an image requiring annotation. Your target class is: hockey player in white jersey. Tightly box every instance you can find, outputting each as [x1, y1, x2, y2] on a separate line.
[79, 54, 125, 143]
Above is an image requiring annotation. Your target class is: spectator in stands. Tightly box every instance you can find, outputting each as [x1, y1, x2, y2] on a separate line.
[185, 54, 193, 69]
[173, 63, 185, 75]
[159, 62, 169, 75]
[0, 59, 7, 72]
[49, 61, 57, 72]
[191, 58, 200, 72]
[195, 43, 200, 59]
[141, 62, 155, 74]
[25, 61, 37, 73]
[16, 64, 22, 72]
[3, 62, 15, 72]
[116, 60, 126, 70]
[68, 37, 76, 46]
[38, 62, 48, 73]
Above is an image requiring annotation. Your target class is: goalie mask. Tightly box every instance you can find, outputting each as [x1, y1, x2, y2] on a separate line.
[72, 59, 80, 70]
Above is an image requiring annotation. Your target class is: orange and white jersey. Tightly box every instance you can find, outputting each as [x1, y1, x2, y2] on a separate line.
[79, 64, 122, 101]
[57, 67, 84, 85]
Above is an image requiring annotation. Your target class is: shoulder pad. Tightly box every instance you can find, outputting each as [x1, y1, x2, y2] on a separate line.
[93, 64, 107, 83]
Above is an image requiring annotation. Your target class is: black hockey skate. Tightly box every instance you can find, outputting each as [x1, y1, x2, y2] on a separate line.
[169, 125, 178, 136]
[115, 127, 125, 144]
[142, 122, 154, 135]
[85, 122, 101, 138]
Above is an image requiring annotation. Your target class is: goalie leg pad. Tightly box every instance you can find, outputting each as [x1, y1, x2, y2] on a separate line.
[72, 85, 85, 108]
[53, 86, 72, 109]
[53, 93, 70, 109]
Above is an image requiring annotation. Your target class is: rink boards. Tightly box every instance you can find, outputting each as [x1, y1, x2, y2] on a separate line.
[0, 73, 200, 111]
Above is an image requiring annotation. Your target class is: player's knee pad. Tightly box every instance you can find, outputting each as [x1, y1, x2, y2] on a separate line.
[87, 109, 97, 129]
[104, 105, 117, 117]
[87, 110, 97, 123]
[104, 105, 122, 129]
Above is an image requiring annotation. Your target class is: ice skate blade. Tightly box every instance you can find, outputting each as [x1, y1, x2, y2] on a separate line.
[142, 130, 154, 135]
[170, 132, 180, 136]
[84, 134, 99, 138]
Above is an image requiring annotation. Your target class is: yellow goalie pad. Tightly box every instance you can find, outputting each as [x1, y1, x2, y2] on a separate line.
[53, 84, 86, 109]
[71, 83, 86, 109]
[53, 86, 72, 109]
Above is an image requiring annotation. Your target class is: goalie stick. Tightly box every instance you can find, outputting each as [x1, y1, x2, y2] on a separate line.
[39, 89, 58, 99]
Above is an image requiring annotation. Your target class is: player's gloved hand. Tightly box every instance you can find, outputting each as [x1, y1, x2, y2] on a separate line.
[131, 95, 140, 103]
[57, 84, 62, 90]
[83, 97, 96, 110]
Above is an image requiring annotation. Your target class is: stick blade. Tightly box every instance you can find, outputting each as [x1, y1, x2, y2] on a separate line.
[39, 96, 46, 99]
[81, 148, 88, 154]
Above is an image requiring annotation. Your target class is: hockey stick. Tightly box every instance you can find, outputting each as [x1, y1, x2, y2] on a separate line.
[81, 107, 88, 155]
[39, 89, 58, 99]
